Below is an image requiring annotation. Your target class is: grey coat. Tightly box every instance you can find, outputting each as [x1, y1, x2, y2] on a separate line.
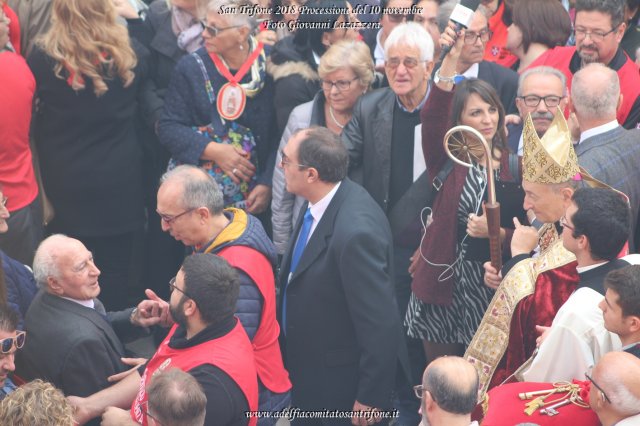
[576, 126, 640, 251]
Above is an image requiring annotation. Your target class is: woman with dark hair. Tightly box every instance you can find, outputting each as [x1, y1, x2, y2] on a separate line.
[407, 23, 526, 365]
[268, 0, 357, 135]
[506, 0, 572, 73]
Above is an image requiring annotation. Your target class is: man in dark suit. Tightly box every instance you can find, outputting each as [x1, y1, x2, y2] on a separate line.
[18, 235, 165, 407]
[279, 127, 405, 425]
[572, 63, 640, 251]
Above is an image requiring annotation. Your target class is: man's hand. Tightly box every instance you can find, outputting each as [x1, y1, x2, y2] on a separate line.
[535, 325, 552, 348]
[483, 261, 502, 290]
[131, 298, 170, 328]
[510, 217, 539, 256]
[505, 114, 522, 127]
[144, 289, 173, 327]
[108, 357, 147, 383]
[101, 407, 138, 426]
[68, 396, 99, 426]
[246, 184, 272, 214]
[351, 401, 381, 426]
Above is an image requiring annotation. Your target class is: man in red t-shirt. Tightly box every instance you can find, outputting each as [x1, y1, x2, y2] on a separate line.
[530, 0, 640, 130]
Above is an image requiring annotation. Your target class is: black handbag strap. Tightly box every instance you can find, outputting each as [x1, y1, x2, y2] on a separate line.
[432, 159, 454, 193]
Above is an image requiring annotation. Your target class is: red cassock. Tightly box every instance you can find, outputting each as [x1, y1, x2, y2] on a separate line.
[482, 381, 600, 426]
[489, 261, 580, 389]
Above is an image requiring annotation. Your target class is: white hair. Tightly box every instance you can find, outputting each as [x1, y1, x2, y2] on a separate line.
[32, 234, 72, 288]
[206, 0, 257, 29]
[384, 22, 434, 62]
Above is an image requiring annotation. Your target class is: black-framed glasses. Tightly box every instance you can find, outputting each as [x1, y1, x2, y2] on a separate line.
[140, 400, 160, 423]
[385, 13, 411, 23]
[0, 331, 26, 354]
[321, 76, 359, 92]
[464, 29, 492, 45]
[200, 21, 242, 37]
[517, 95, 564, 108]
[385, 57, 427, 69]
[169, 277, 193, 300]
[0, 196, 7, 208]
[279, 150, 310, 169]
[560, 215, 575, 231]
[585, 368, 611, 404]
[157, 208, 195, 224]
[573, 25, 619, 42]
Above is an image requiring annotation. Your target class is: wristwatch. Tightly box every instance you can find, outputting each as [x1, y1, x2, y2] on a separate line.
[434, 68, 465, 85]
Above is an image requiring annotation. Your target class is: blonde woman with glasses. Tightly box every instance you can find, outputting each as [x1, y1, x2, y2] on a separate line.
[271, 39, 373, 254]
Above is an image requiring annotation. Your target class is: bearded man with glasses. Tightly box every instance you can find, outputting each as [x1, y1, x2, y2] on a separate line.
[529, 0, 640, 130]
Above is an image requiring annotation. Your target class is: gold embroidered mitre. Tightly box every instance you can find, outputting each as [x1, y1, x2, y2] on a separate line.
[522, 110, 580, 184]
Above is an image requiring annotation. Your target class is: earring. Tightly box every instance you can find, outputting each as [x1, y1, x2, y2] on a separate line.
[239, 43, 244, 50]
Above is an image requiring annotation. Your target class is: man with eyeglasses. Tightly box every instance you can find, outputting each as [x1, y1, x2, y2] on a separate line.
[17, 234, 168, 425]
[470, 111, 628, 395]
[415, 356, 479, 426]
[588, 351, 640, 426]
[508, 66, 569, 155]
[571, 63, 640, 252]
[518, 188, 634, 383]
[342, 22, 434, 425]
[434, 4, 519, 114]
[529, 0, 640, 130]
[372, 0, 414, 69]
[0, 307, 24, 401]
[156, 164, 291, 422]
[71, 254, 259, 426]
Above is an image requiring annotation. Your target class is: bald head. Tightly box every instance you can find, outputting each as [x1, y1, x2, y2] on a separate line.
[572, 63, 620, 122]
[159, 165, 224, 215]
[33, 234, 80, 287]
[592, 352, 640, 417]
[422, 356, 479, 415]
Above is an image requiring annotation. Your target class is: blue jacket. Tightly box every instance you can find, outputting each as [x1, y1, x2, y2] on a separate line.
[158, 47, 277, 186]
[2, 250, 38, 329]
[197, 210, 277, 340]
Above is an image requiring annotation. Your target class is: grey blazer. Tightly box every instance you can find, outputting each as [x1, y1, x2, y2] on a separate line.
[576, 126, 640, 250]
[17, 291, 138, 398]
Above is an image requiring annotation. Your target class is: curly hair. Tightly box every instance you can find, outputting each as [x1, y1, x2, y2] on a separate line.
[39, 0, 137, 97]
[0, 380, 75, 426]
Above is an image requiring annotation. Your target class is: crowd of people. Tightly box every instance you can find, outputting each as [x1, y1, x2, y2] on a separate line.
[2, 0, 640, 425]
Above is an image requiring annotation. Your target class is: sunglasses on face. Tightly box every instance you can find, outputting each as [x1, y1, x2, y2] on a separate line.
[200, 21, 242, 37]
[0, 331, 26, 354]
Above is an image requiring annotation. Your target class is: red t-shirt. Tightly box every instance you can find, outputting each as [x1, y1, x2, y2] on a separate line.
[2, 4, 20, 55]
[483, 1, 518, 69]
[0, 50, 38, 211]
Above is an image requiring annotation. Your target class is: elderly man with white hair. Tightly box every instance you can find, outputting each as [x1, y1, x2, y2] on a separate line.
[588, 351, 640, 426]
[341, 21, 434, 426]
[17, 235, 166, 416]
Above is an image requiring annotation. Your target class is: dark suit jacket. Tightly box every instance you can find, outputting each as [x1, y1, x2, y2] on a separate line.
[278, 179, 405, 417]
[18, 291, 136, 398]
[477, 60, 519, 115]
[576, 126, 640, 251]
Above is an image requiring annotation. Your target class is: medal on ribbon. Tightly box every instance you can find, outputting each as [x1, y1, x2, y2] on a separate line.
[209, 42, 264, 121]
